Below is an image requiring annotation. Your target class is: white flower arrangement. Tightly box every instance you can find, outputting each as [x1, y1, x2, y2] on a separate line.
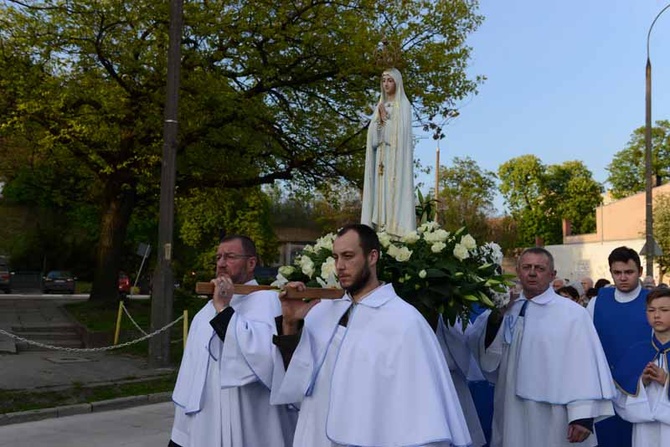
[272, 224, 511, 323]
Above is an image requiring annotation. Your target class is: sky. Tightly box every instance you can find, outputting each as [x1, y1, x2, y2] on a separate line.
[413, 0, 670, 214]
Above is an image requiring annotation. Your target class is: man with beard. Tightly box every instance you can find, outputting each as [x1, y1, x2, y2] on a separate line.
[270, 224, 471, 447]
[169, 235, 296, 447]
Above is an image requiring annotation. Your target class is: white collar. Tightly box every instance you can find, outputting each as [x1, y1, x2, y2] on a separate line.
[614, 284, 642, 303]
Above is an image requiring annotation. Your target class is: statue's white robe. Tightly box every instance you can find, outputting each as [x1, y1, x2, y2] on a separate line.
[361, 68, 415, 238]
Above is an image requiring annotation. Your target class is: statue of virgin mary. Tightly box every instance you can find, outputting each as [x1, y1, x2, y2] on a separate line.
[361, 68, 416, 237]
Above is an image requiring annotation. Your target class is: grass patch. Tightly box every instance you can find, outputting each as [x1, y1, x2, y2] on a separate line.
[0, 374, 176, 414]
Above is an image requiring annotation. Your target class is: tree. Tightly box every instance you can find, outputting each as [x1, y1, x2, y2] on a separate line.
[0, 0, 483, 301]
[607, 120, 670, 199]
[436, 156, 496, 242]
[654, 193, 670, 282]
[498, 156, 603, 247]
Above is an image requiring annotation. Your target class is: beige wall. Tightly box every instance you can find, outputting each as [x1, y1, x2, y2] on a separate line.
[564, 183, 670, 244]
[546, 239, 654, 286]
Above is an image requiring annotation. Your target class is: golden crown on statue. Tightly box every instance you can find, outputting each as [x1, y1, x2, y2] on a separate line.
[374, 37, 405, 71]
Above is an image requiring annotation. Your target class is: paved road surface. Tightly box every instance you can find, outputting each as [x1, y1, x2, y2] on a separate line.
[0, 402, 173, 447]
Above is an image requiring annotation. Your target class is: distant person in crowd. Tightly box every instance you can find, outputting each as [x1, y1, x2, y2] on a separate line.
[587, 246, 651, 447]
[169, 235, 296, 447]
[581, 277, 595, 301]
[642, 275, 656, 290]
[552, 277, 565, 291]
[584, 287, 599, 306]
[271, 224, 471, 447]
[612, 287, 670, 446]
[467, 247, 615, 447]
[557, 285, 581, 304]
[581, 277, 595, 293]
[595, 278, 611, 289]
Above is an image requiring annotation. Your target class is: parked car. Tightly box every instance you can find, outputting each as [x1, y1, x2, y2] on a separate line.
[43, 270, 76, 294]
[118, 272, 131, 298]
[0, 260, 11, 294]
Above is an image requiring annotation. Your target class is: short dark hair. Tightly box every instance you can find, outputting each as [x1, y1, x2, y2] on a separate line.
[594, 278, 610, 289]
[608, 246, 641, 270]
[517, 247, 555, 271]
[337, 224, 380, 256]
[556, 285, 580, 301]
[646, 287, 670, 305]
[220, 235, 257, 258]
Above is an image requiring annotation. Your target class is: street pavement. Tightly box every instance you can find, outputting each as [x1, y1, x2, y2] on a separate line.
[0, 401, 173, 447]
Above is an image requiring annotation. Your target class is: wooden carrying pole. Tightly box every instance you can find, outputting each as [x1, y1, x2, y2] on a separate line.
[195, 282, 344, 299]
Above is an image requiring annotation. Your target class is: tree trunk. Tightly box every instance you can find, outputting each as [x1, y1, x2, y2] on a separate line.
[89, 181, 136, 302]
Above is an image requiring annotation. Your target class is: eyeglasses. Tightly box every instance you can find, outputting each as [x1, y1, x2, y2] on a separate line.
[215, 253, 253, 262]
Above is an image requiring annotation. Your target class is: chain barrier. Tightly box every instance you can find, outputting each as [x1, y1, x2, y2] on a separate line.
[121, 301, 148, 336]
[0, 315, 184, 353]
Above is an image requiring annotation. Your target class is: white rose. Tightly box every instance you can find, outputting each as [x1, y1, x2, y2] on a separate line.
[431, 242, 446, 253]
[299, 256, 315, 278]
[424, 229, 449, 243]
[394, 246, 413, 262]
[461, 234, 477, 251]
[378, 231, 392, 248]
[418, 221, 440, 233]
[453, 243, 469, 261]
[387, 243, 399, 258]
[278, 265, 295, 277]
[314, 233, 335, 252]
[320, 257, 336, 280]
[303, 245, 314, 253]
[419, 269, 427, 278]
[401, 231, 420, 244]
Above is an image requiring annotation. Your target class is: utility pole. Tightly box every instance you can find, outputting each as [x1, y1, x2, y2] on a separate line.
[150, 0, 183, 367]
[643, 3, 670, 278]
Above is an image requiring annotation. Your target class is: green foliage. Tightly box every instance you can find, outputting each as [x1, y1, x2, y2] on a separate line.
[498, 155, 603, 246]
[607, 120, 670, 199]
[0, 0, 483, 300]
[436, 156, 496, 241]
[177, 187, 278, 269]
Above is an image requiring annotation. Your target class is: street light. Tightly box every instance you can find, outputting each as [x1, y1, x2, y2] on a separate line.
[644, 3, 670, 277]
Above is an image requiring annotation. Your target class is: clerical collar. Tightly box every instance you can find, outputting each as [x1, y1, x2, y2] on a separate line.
[614, 284, 642, 303]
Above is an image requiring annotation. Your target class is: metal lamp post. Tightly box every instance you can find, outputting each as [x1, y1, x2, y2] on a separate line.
[644, 3, 670, 277]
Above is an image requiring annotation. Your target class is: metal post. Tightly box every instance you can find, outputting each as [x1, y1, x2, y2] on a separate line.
[149, 0, 183, 367]
[644, 3, 670, 278]
[435, 143, 440, 223]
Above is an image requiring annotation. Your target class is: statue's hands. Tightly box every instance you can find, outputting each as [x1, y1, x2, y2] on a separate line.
[280, 282, 320, 335]
[377, 102, 387, 123]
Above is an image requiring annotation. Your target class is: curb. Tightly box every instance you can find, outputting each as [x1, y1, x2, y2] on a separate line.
[0, 391, 172, 426]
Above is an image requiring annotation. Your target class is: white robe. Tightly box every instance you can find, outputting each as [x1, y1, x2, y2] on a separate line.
[615, 368, 670, 447]
[271, 283, 472, 447]
[361, 68, 415, 238]
[436, 317, 487, 447]
[171, 284, 296, 447]
[467, 288, 615, 447]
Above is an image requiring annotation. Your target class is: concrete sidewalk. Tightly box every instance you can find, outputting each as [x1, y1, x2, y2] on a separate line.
[0, 297, 176, 426]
